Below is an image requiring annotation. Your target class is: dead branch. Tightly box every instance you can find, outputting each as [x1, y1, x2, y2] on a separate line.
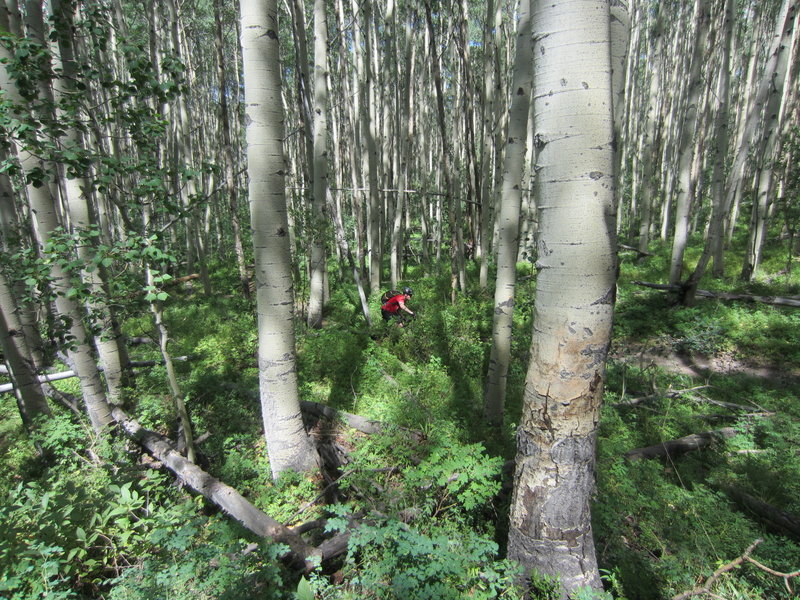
[672, 539, 800, 599]
[619, 243, 653, 257]
[624, 428, 736, 461]
[633, 281, 800, 308]
[612, 385, 710, 407]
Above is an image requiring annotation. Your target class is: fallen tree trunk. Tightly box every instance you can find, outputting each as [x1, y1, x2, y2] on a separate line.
[633, 281, 800, 308]
[300, 400, 425, 443]
[719, 485, 800, 540]
[110, 406, 328, 570]
[0, 358, 189, 395]
[624, 427, 736, 461]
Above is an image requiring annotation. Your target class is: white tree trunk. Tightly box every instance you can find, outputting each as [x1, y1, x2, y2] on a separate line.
[507, 0, 616, 595]
[240, 0, 320, 478]
[307, 0, 330, 328]
[483, 0, 532, 427]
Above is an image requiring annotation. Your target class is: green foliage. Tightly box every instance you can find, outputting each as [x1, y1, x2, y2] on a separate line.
[331, 515, 520, 600]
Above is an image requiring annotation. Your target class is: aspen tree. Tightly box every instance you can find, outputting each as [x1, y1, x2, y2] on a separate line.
[240, 0, 320, 477]
[306, 0, 330, 329]
[508, 0, 616, 593]
[483, 0, 532, 428]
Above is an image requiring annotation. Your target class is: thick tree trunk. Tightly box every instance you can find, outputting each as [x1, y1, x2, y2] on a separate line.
[507, 0, 616, 595]
[240, 0, 320, 477]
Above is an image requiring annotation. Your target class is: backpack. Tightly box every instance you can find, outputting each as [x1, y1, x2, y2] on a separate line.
[380, 290, 401, 305]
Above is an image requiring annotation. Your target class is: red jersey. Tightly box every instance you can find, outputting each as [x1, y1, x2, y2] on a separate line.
[381, 293, 409, 314]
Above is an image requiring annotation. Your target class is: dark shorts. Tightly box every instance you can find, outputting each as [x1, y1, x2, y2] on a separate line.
[382, 309, 411, 325]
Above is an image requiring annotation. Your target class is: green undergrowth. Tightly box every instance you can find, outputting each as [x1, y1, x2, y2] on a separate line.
[3, 248, 800, 599]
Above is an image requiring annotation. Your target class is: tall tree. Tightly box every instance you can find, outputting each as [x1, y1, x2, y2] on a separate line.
[668, 0, 712, 286]
[307, 0, 330, 328]
[213, 0, 249, 300]
[240, 0, 320, 477]
[740, 0, 798, 281]
[507, 0, 617, 594]
[483, 0, 532, 428]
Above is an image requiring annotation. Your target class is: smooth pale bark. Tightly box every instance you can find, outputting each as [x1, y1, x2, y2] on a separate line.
[50, 0, 129, 404]
[12, 0, 113, 433]
[722, 0, 797, 270]
[636, 9, 664, 255]
[478, 0, 499, 290]
[682, 0, 736, 303]
[609, 0, 630, 214]
[508, 0, 616, 595]
[240, 0, 320, 478]
[213, 0, 249, 300]
[483, 0, 532, 428]
[307, 0, 329, 329]
[389, 3, 414, 288]
[0, 270, 50, 426]
[741, 2, 798, 281]
[668, 0, 711, 285]
[424, 0, 465, 301]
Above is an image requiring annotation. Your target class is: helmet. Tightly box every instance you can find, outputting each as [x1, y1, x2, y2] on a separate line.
[403, 286, 413, 296]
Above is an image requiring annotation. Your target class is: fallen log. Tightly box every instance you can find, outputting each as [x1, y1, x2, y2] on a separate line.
[633, 281, 800, 308]
[109, 406, 325, 570]
[0, 357, 189, 395]
[624, 427, 736, 461]
[719, 484, 800, 540]
[300, 400, 426, 443]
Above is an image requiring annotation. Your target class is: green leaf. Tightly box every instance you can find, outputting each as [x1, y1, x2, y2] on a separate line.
[295, 576, 314, 600]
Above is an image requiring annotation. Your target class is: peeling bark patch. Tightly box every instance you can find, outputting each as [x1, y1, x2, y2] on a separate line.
[590, 286, 616, 305]
[516, 427, 541, 460]
[589, 371, 602, 392]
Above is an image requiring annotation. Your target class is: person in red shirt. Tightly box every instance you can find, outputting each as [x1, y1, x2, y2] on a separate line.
[381, 287, 415, 327]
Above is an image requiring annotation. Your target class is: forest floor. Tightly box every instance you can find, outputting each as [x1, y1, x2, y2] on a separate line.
[612, 342, 800, 385]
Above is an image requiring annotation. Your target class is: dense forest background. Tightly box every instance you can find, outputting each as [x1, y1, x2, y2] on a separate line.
[1, 0, 800, 598]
